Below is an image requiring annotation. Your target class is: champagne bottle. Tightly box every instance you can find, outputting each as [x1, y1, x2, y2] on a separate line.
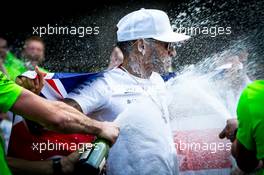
[77, 138, 110, 175]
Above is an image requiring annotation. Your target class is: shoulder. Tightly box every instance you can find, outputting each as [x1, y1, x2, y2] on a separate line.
[102, 68, 129, 85]
[150, 72, 166, 86]
[0, 72, 22, 112]
[237, 80, 264, 123]
[104, 68, 126, 78]
[246, 80, 264, 95]
[239, 80, 264, 100]
[68, 70, 114, 96]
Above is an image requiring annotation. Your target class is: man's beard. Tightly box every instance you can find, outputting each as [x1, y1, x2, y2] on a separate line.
[150, 52, 168, 75]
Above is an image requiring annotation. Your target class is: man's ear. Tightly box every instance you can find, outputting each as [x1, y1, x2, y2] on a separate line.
[137, 39, 146, 56]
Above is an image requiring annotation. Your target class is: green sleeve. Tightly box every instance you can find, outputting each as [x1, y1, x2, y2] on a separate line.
[0, 71, 22, 112]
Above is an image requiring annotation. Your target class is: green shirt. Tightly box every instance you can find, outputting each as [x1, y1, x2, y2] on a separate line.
[0, 71, 22, 175]
[236, 80, 264, 174]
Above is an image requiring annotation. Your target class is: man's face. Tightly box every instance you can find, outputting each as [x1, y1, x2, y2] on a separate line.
[23, 40, 45, 64]
[0, 39, 8, 60]
[142, 39, 176, 76]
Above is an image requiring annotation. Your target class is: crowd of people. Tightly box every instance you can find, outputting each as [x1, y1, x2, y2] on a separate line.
[0, 8, 263, 175]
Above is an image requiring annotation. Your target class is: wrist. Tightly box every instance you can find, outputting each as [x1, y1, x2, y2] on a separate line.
[230, 128, 238, 143]
[92, 120, 104, 136]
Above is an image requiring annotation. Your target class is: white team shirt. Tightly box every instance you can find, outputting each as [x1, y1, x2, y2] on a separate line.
[67, 68, 178, 175]
[67, 68, 169, 123]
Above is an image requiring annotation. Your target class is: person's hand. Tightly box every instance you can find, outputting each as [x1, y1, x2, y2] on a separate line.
[16, 66, 45, 95]
[60, 150, 81, 174]
[99, 122, 119, 145]
[219, 118, 238, 142]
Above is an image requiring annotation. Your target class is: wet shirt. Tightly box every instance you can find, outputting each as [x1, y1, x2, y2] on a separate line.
[0, 71, 22, 175]
[67, 68, 169, 122]
[236, 80, 264, 174]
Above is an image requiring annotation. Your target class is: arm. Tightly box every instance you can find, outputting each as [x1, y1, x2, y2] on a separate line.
[219, 119, 262, 173]
[7, 157, 53, 175]
[11, 89, 118, 143]
[7, 151, 80, 175]
[14, 67, 118, 143]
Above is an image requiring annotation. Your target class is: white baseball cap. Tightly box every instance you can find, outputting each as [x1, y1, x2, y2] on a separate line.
[117, 8, 190, 42]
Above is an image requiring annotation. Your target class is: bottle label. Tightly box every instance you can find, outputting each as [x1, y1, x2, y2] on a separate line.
[79, 148, 92, 162]
[99, 157, 106, 172]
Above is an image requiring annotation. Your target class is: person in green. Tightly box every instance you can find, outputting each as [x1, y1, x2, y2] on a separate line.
[2, 51, 27, 81]
[0, 69, 119, 175]
[1, 37, 48, 153]
[0, 37, 27, 81]
[0, 71, 21, 175]
[0, 37, 48, 82]
[219, 80, 264, 174]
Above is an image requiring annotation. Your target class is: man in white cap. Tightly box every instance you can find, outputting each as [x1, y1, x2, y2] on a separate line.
[66, 8, 190, 175]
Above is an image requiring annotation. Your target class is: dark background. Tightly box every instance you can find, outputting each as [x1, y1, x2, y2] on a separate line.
[0, 0, 263, 78]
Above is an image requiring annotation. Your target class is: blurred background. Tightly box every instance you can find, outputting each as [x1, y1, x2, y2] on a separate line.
[0, 0, 263, 78]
